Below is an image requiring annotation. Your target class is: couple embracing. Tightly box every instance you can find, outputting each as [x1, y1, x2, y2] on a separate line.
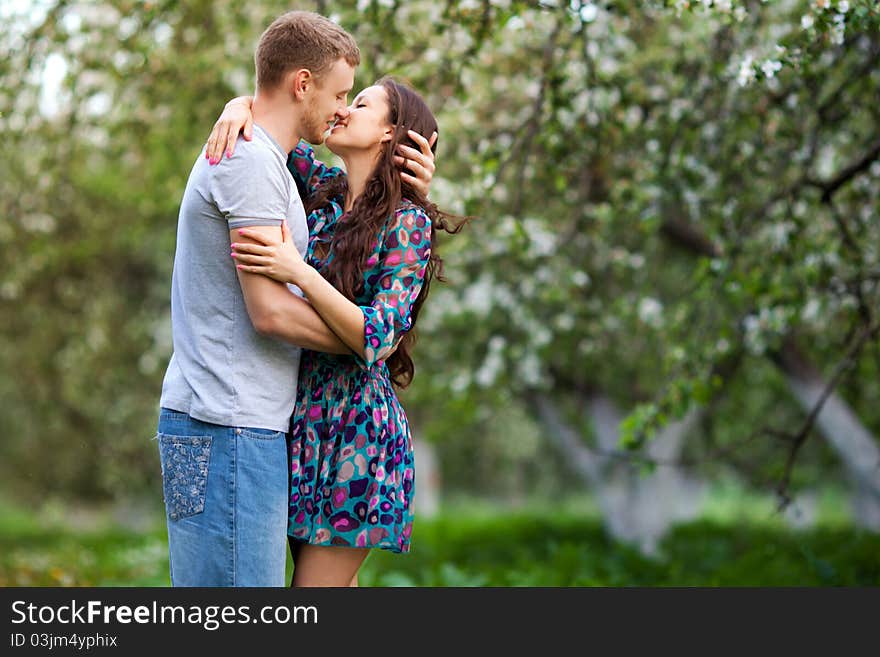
[155, 10, 462, 587]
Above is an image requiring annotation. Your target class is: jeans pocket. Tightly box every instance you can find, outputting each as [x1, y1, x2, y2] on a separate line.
[157, 433, 212, 521]
[238, 428, 285, 441]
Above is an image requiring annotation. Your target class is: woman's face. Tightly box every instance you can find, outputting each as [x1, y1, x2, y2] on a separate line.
[325, 85, 393, 156]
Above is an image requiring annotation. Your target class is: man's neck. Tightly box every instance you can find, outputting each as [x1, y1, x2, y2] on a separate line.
[252, 92, 301, 154]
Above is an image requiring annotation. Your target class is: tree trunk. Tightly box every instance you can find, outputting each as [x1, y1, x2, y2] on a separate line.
[413, 436, 441, 518]
[587, 393, 705, 555]
[534, 392, 705, 555]
[659, 216, 880, 530]
[774, 341, 880, 530]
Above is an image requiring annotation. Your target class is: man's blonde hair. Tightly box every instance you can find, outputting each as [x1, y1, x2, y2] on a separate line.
[255, 11, 360, 91]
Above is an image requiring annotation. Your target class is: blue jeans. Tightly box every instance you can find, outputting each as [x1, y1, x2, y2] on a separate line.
[155, 408, 288, 586]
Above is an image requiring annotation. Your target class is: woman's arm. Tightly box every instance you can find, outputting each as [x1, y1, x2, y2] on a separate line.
[287, 140, 345, 196]
[230, 226, 352, 355]
[231, 224, 372, 358]
[283, 263, 369, 358]
[206, 95, 254, 163]
[204, 96, 439, 196]
[231, 206, 432, 368]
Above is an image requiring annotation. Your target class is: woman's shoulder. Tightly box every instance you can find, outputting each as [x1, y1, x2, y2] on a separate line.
[391, 199, 431, 229]
[376, 200, 432, 259]
[287, 140, 315, 171]
[288, 140, 345, 183]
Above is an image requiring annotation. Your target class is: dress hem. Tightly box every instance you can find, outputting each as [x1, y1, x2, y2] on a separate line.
[287, 532, 411, 554]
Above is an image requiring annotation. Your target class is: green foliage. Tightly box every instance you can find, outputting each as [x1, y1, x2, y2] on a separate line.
[0, 500, 168, 586]
[2, 492, 877, 586]
[1, 1, 879, 501]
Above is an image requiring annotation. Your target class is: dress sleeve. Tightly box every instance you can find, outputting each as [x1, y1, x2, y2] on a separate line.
[286, 140, 343, 196]
[357, 205, 433, 370]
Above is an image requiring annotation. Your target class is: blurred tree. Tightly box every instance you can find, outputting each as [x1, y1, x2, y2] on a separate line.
[1, 2, 878, 547]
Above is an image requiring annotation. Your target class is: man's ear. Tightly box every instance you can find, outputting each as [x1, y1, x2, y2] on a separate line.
[291, 69, 313, 101]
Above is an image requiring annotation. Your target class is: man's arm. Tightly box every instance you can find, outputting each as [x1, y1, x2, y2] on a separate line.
[231, 226, 352, 354]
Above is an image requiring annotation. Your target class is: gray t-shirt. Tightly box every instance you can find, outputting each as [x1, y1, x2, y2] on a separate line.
[160, 125, 309, 432]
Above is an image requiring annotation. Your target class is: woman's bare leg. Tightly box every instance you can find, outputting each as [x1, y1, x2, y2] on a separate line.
[288, 537, 302, 588]
[291, 544, 369, 587]
[349, 573, 359, 587]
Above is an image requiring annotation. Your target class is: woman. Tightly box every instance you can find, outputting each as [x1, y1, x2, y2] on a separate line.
[206, 78, 464, 586]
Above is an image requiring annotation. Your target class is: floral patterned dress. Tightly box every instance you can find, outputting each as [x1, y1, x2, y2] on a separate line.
[283, 141, 431, 553]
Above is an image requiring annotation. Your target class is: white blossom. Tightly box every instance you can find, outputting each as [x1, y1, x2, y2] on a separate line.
[517, 352, 543, 386]
[572, 271, 591, 287]
[0, 282, 21, 300]
[761, 59, 782, 78]
[524, 219, 557, 257]
[21, 213, 56, 233]
[555, 314, 576, 331]
[743, 315, 765, 354]
[462, 275, 494, 317]
[579, 3, 598, 23]
[450, 371, 472, 394]
[831, 20, 846, 45]
[801, 299, 821, 323]
[737, 54, 756, 86]
[475, 336, 506, 388]
[638, 297, 664, 328]
[761, 222, 795, 251]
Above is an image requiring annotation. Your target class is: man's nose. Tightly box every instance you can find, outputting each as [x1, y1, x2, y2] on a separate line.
[336, 106, 350, 119]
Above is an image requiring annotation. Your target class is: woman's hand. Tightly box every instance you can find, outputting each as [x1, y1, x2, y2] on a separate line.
[231, 222, 309, 285]
[395, 129, 438, 197]
[206, 96, 254, 164]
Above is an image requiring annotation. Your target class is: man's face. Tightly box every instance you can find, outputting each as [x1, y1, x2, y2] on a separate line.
[301, 58, 355, 145]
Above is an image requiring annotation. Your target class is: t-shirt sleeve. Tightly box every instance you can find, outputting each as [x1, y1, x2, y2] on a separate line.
[356, 205, 432, 371]
[211, 144, 289, 229]
[286, 140, 343, 197]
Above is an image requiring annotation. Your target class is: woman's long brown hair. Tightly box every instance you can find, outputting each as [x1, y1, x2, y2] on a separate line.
[305, 77, 467, 388]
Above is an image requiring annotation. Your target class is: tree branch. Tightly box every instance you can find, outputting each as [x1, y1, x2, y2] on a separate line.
[771, 322, 880, 508]
[805, 135, 880, 203]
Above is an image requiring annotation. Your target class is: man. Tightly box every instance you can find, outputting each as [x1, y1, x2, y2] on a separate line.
[155, 11, 433, 586]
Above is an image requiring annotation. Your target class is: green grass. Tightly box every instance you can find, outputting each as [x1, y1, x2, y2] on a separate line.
[1, 491, 878, 586]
